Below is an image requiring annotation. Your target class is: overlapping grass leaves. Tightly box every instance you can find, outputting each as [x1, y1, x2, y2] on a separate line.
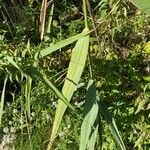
[47, 28, 90, 150]
[6, 56, 76, 114]
[79, 80, 126, 150]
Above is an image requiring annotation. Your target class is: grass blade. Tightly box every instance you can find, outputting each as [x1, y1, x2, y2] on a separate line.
[45, 2, 54, 42]
[6, 56, 76, 113]
[47, 28, 90, 150]
[35, 29, 90, 59]
[25, 66, 76, 112]
[7, 56, 22, 72]
[0, 76, 8, 127]
[79, 80, 99, 150]
[25, 76, 32, 121]
[98, 99, 126, 150]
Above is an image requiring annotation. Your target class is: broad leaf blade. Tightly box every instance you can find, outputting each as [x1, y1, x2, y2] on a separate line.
[47, 28, 90, 150]
[87, 125, 99, 150]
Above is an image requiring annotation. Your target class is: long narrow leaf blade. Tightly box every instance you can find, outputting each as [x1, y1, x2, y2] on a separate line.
[79, 80, 99, 150]
[25, 66, 76, 112]
[25, 76, 32, 121]
[98, 99, 126, 150]
[45, 3, 54, 42]
[7, 56, 22, 72]
[6, 56, 76, 113]
[47, 28, 90, 150]
[35, 29, 90, 59]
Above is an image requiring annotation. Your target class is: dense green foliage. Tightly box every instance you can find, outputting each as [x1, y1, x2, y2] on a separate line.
[0, 0, 150, 149]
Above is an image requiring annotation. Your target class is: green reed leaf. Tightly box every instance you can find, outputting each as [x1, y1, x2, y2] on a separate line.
[47, 28, 90, 150]
[98, 99, 126, 150]
[35, 29, 90, 59]
[79, 80, 99, 150]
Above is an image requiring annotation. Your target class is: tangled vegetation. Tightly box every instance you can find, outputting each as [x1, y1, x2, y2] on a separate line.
[0, 0, 150, 150]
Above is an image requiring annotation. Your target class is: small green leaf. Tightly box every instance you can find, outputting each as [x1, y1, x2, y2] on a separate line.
[6, 56, 22, 72]
[143, 76, 150, 82]
[135, 99, 149, 114]
[22, 39, 31, 57]
[134, 135, 143, 149]
[144, 41, 150, 54]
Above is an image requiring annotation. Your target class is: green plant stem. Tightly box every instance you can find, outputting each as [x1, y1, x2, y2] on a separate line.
[88, 54, 93, 79]
[0, 76, 8, 127]
[83, 0, 88, 28]
[87, 0, 102, 58]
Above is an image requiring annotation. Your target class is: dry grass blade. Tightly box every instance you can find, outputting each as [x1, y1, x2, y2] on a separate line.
[47, 28, 90, 150]
[40, 0, 47, 41]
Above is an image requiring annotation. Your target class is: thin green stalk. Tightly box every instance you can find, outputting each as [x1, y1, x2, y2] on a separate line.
[45, 2, 54, 42]
[0, 76, 8, 127]
[88, 54, 93, 79]
[83, 0, 88, 28]
[25, 112, 32, 150]
[21, 98, 24, 148]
